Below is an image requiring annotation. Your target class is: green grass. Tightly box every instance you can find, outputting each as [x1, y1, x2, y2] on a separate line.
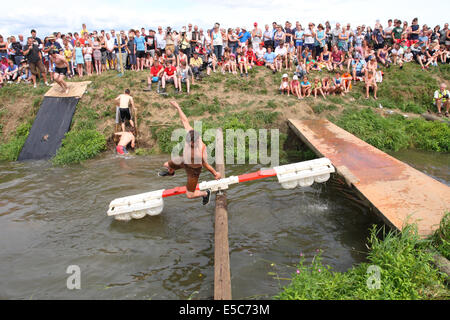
[1, 63, 449, 164]
[356, 63, 445, 113]
[429, 212, 450, 260]
[276, 222, 449, 300]
[150, 109, 284, 162]
[312, 103, 338, 114]
[52, 129, 106, 165]
[330, 108, 450, 152]
[0, 123, 32, 161]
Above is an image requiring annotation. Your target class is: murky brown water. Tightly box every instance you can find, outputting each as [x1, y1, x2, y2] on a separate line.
[0, 150, 447, 299]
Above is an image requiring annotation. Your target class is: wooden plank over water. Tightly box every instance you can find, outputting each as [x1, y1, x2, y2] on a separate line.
[288, 119, 450, 237]
[214, 128, 232, 300]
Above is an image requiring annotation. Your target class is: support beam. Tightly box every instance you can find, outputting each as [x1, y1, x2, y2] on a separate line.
[214, 128, 232, 300]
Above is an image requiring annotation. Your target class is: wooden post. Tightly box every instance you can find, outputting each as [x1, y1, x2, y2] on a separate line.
[214, 128, 232, 300]
[117, 35, 124, 75]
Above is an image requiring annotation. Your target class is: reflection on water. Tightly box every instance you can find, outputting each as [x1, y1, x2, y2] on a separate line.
[388, 149, 450, 186]
[1, 149, 446, 299]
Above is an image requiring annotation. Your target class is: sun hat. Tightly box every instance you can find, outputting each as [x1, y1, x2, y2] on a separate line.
[293, 75, 298, 80]
[282, 73, 288, 78]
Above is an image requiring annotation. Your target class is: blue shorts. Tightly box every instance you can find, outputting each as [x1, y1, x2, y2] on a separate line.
[295, 41, 303, 48]
[305, 43, 314, 51]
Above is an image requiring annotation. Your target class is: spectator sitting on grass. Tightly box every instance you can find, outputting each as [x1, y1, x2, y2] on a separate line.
[300, 75, 312, 97]
[403, 47, 414, 62]
[190, 51, 203, 79]
[17, 59, 30, 83]
[206, 52, 217, 75]
[274, 41, 287, 72]
[333, 72, 345, 96]
[290, 74, 302, 99]
[237, 50, 248, 77]
[322, 76, 332, 95]
[391, 43, 404, 68]
[294, 60, 307, 79]
[255, 42, 266, 66]
[279, 73, 290, 95]
[365, 70, 378, 100]
[433, 83, 450, 117]
[312, 78, 326, 99]
[177, 60, 194, 94]
[145, 59, 163, 92]
[263, 46, 277, 73]
[4, 59, 19, 83]
[160, 60, 178, 93]
[351, 56, 366, 82]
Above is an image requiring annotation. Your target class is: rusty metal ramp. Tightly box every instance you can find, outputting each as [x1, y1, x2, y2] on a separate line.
[288, 119, 450, 237]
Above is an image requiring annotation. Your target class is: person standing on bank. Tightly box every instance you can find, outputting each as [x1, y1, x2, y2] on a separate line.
[114, 89, 136, 132]
[23, 37, 49, 88]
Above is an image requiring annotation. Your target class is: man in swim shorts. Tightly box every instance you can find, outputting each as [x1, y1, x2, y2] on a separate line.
[49, 50, 70, 93]
[114, 128, 136, 155]
[159, 101, 221, 205]
[114, 89, 136, 132]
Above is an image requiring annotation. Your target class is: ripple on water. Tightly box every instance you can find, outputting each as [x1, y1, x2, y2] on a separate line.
[3, 153, 431, 299]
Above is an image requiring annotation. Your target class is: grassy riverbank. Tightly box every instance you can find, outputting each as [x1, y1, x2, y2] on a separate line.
[0, 63, 449, 164]
[276, 214, 450, 300]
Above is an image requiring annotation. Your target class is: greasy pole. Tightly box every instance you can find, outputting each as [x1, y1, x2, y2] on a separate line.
[213, 128, 232, 300]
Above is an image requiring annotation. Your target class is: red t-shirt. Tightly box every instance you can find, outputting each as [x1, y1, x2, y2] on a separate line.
[246, 50, 256, 62]
[331, 50, 342, 62]
[151, 65, 163, 77]
[164, 66, 176, 76]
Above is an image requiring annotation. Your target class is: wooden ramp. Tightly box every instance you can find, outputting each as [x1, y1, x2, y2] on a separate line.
[45, 81, 91, 98]
[288, 119, 450, 237]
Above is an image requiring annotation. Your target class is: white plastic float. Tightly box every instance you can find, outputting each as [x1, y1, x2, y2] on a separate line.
[107, 158, 335, 221]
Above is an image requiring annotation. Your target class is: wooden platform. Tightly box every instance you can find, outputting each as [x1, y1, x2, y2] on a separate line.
[288, 119, 450, 237]
[45, 81, 91, 98]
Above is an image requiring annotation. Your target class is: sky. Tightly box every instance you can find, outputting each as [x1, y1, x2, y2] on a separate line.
[1, 0, 449, 37]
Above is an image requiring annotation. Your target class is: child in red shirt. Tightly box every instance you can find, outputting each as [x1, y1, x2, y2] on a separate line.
[161, 61, 179, 93]
[145, 60, 163, 91]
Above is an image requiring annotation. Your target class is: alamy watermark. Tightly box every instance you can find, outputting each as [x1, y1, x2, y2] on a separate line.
[366, 265, 381, 290]
[170, 121, 280, 167]
[66, 265, 81, 290]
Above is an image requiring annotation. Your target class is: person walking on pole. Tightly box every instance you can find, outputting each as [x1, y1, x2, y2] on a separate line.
[159, 101, 221, 205]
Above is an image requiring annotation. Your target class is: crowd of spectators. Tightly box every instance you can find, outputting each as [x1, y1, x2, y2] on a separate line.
[0, 18, 449, 113]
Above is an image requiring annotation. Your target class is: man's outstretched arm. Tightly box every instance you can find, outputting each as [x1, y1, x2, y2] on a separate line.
[170, 101, 193, 131]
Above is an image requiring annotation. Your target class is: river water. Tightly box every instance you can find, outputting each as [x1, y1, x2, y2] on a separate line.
[0, 150, 448, 299]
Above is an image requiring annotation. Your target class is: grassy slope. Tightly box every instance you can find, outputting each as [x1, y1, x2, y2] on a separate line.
[0, 62, 449, 163]
[276, 214, 450, 300]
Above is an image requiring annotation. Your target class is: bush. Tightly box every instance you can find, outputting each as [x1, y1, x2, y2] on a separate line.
[405, 119, 450, 152]
[332, 108, 410, 151]
[276, 223, 449, 300]
[429, 212, 450, 260]
[332, 108, 450, 152]
[52, 129, 106, 165]
[0, 122, 32, 161]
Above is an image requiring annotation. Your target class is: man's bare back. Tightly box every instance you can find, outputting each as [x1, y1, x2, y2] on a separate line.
[116, 131, 135, 147]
